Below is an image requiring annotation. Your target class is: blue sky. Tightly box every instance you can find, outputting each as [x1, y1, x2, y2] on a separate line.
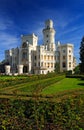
[0, 0, 84, 63]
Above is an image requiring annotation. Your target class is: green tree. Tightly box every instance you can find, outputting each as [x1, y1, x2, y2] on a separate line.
[54, 62, 60, 73]
[80, 37, 84, 74]
[74, 65, 80, 74]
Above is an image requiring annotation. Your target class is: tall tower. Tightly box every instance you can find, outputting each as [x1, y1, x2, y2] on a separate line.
[43, 19, 56, 51]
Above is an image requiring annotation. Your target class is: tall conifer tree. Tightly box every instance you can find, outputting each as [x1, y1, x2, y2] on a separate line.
[80, 36, 84, 73]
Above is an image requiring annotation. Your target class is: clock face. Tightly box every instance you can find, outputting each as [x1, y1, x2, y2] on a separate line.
[22, 42, 27, 48]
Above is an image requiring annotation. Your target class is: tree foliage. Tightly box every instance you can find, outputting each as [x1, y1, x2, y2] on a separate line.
[54, 62, 60, 73]
[80, 36, 84, 73]
[74, 65, 80, 74]
[0, 61, 9, 73]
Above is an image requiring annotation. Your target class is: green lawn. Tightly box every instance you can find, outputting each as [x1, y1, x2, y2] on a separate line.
[41, 78, 84, 95]
[0, 75, 84, 99]
[0, 75, 65, 95]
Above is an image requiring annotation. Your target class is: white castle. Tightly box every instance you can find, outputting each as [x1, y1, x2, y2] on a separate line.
[5, 19, 76, 75]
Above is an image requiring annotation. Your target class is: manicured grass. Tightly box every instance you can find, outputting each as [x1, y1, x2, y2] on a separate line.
[18, 75, 65, 93]
[41, 78, 84, 95]
[0, 75, 65, 95]
[0, 75, 84, 99]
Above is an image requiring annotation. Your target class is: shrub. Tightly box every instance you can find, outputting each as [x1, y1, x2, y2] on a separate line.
[0, 94, 84, 130]
[66, 70, 72, 75]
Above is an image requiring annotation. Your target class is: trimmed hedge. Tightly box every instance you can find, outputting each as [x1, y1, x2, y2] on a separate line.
[66, 75, 84, 78]
[0, 95, 84, 130]
[0, 73, 64, 88]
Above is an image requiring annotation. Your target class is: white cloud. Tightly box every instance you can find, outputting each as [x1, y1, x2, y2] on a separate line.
[0, 14, 20, 59]
[0, 15, 14, 31]
[0, 14, 20, 61]
[0, 32, 20, 49]
[0, 51, 5, 62]
[22, 21, 44, 44]
[42, 9, 70, 28]
[58, 24, 84, 38]
[0, 32, 20, 61]
[34, 27, 43, 44]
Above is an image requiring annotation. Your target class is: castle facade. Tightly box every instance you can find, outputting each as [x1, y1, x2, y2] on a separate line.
[5, 19, 76, 75]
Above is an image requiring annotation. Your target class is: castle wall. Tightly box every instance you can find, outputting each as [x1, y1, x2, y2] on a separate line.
[5, 19, 76, 75]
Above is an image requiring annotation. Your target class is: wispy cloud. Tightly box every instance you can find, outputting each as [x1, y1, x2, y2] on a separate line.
[59, 25, 84, 36]
[0, 5, 83, 63]
[0, 50, 5, 61]
[0, 15, 20, 61]
[0, 14, 14, 30]
[0, 20, 13, 31]
[34, 26, 43, 44]
[41, 8, 70, 28]
[0, 32, 20, 61]
[22, 21, 44, 44]
[0, 14, 20, 60]
[0, 32, 20, 49]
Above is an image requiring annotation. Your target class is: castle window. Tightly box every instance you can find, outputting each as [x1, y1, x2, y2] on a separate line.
[63, 50, 65, 53]
[41, 62, 43, 67]
[69, 55, 71, 60]
[47, 63, 50, 68]
[22, 52, 27, 59]
[51, 56, 53, 60]
[63, 56, 65, 60]
[69, 50, 71, 53]
[51, 63, 53, 68]
[62, 62, 66, 68]
[38, 62, 40, 66]
[34, 63, 36, 66]
[44, 55, 46, 60]
[38, 55, 40, 59]
[35, 56, 36, 60]
[48, 55, 50, 60]
[69, 62, 71, 67]
[42, 71, 44, 74]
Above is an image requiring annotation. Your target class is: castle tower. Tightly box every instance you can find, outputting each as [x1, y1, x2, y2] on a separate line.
[43, 19, 56, 51]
